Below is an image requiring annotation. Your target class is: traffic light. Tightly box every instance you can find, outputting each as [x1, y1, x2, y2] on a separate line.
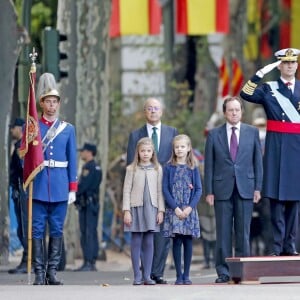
[41, 27, 68, 81]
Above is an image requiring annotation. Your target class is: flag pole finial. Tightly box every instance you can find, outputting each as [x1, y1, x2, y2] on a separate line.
[29, 48, 38, 70]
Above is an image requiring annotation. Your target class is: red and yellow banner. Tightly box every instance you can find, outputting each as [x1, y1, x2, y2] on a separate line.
[109, 0, 162, 37]
[176, 0, 229, 35]
[219, 57, 243, 97]
[231, 58, 243, 96]
[280, 0, 300, 49]
[219, 57, 229, 97]
[19, 64, 44, 189]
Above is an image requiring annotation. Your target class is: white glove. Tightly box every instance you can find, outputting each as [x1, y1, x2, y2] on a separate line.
[256, 61, 281, 78]
[68, 191, 76, 205]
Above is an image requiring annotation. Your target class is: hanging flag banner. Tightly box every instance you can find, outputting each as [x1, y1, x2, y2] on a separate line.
[176, 0, 229, 35]
[109, 0, 162, 37]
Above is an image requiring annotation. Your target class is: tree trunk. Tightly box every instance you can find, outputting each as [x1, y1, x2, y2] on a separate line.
[0, 0, 20, 265]
[57, 0, 111, 263]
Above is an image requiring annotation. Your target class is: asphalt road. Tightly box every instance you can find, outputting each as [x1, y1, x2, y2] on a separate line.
[1, 249, 300, 300]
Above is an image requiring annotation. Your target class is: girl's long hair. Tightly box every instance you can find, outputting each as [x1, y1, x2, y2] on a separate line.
[169, 134, 199, 169]
[130, 137, 160, 171]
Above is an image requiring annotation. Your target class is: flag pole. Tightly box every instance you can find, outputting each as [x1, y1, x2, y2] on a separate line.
[26, 48, 38, 285]
[27, 181, 33, 284]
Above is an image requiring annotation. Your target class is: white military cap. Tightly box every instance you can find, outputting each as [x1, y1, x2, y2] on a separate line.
[274, 48, 300, 61]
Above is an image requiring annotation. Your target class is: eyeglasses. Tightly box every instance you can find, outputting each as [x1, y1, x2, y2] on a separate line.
[145, 106, 160, 112]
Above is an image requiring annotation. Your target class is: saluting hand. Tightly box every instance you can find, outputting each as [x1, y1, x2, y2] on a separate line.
[256, 61, 281, 78]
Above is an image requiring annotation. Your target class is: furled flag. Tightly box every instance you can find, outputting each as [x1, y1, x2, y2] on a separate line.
[176, 0, 229, 35]
[231, 58, 244, 96]
[219, 56, 229, 97]
[19, 57, 44, 189]
[109, 0, 162, 37]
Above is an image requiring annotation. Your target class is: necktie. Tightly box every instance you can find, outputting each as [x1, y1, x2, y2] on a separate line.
[285, 82, 292, 88]
[285, 82, 293, 98]
[152, 127, 158, 153]
[230, 127, 238, 161]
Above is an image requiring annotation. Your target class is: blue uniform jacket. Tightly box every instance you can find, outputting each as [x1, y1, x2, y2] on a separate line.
[240, 75, 300, 200]
[162, 163, 202, 210]
[32, 118, 78, 202]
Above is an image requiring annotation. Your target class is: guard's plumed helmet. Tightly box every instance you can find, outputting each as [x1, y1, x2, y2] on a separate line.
[36, 72, 60, 101]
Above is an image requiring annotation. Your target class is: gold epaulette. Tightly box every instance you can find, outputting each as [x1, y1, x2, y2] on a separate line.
[242, 80, 258, 95]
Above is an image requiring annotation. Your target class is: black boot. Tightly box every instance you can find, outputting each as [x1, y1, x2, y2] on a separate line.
[46, 237, 63, 285]
[8, 251, 28, 274]
[33, 239, 45, 285]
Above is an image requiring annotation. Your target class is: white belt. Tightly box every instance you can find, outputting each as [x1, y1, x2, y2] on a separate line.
[44, 160, 68, 168]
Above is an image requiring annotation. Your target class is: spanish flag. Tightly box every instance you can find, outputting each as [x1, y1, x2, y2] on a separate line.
[279, 0, 300, 49]
[176, 0, 229, 35]
[231, 58, 243, 96]
[219, 57, 229, 97]
[109, 0, 162, 37]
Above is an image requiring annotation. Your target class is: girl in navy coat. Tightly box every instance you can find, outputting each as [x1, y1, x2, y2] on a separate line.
[162, 134, 202, 285]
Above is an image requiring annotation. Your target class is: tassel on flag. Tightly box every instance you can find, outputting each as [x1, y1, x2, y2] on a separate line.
[109, 0, 162, 37]
[19, 50, 44, 189]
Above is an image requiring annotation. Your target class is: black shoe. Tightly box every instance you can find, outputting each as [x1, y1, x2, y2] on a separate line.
[269, 252, 280, 256]
[75, 261, 97, 272]
[151, 275, 167, 284]
[280, 251, 300, 256]
[8, 262, 28, 274]
[215, 275, 230, 283]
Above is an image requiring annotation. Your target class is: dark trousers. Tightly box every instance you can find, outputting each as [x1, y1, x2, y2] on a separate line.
[270, 199, 299, 254]
[12, 188, 28, 253]
[78, 202, 99, 262]
[214, 188, 253, 277]
[151, 223, 170, 278]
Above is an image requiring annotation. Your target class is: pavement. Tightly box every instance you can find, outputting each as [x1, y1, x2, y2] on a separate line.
[1, 248, 300, 300]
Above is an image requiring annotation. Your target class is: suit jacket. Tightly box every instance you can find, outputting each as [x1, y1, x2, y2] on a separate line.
[204, 123, 263, 200]
[126, 124, 178, 166]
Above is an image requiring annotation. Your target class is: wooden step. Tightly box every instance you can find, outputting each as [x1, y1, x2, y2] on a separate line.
[226, 256, 300, 284]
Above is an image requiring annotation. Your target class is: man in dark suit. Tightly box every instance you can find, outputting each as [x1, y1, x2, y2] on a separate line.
[126, 97, 178, 284]
[204, 96, 263, 283]
[240, 48, 300, 257]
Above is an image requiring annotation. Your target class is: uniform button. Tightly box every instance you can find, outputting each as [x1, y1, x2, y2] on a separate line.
[50, 152, 53, 155]
[282, 120, 285, 122]
[50, 145, 53, 149]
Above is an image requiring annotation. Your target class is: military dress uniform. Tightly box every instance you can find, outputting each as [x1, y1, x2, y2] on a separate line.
[32, 116, 78, 284]
[76, 152, 102, 271]
[240, 48, 300, 256]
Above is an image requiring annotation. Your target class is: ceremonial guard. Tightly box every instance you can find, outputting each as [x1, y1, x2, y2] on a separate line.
[8, 118, 28, 274]
[240, 48, 300, 256]
[32, 73, 78, 285]
[75, 143, 102, 271]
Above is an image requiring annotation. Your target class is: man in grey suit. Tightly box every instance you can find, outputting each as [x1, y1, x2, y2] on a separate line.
[204, 96, 263, 283]
[126, 97, 178, 284]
